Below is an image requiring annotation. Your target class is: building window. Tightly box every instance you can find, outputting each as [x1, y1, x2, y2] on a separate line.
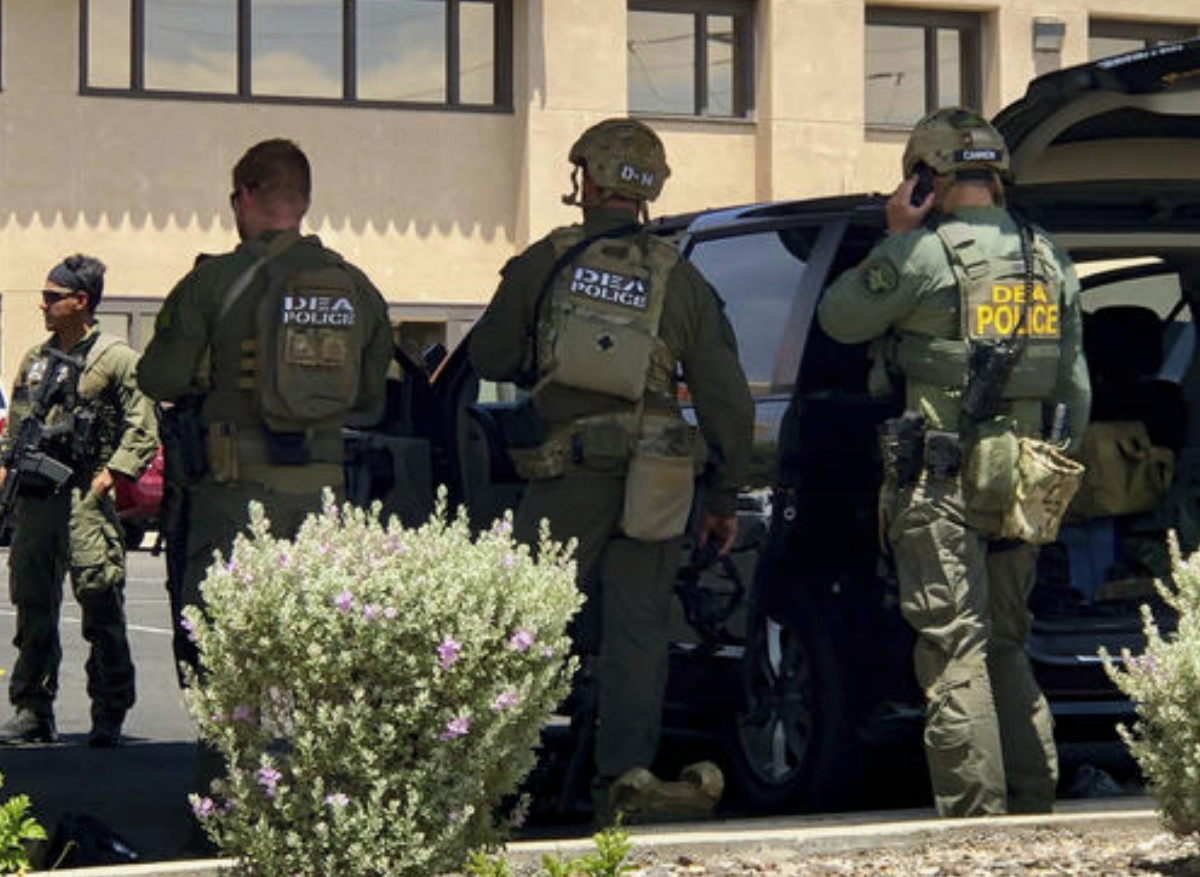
[80, 0, 512, 110]
[865, 7, 981, 129]
[1089, 20, 1198, 61]
[627, 0, 754, 119]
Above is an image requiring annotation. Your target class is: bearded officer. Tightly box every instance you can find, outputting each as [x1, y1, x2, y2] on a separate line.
[818, 108, 1090, 817]
[470, 118, 753, 821]
[137, 138, 393, 681]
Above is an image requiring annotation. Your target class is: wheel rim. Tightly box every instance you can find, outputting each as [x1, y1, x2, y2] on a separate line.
[734, 616, 815, 787]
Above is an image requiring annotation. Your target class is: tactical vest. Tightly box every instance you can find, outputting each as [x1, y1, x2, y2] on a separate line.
[535, 225, 679, 406]
[888, 220, 1064, 414]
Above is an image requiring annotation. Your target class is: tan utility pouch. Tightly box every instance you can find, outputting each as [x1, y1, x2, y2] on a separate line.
[963, 418, 1020, 514]
[508, 440, 567, 481]
[621, 446, 695, 541]
[1001, 438, 1085, 544]
[551, 313, 654, 402]
[205, 421, 239, 483]
[1068, 421, 1175, 519]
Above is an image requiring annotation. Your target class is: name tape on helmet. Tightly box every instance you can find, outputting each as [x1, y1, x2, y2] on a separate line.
[282, 294, 357, 326]
[954, 148, 1003, 163]
[570, 265, 649, 310]
[619, 164, 657, 189]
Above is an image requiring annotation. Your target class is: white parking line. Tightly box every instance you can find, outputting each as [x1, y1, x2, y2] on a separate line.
[0, 607, 172, 636]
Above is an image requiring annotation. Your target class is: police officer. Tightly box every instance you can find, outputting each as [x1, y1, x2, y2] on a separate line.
[818, 108, 1091, 817]
[0, 254, 158, 747]
[137, 138, 393, 679]
[470, 118, 753, 820]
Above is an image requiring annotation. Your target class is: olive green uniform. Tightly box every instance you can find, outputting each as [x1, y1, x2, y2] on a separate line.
[2, 326, 158, 722]
[470, 207, 753, 790]
[818, 206, 1090, 816]
[137, 231, 393, 675]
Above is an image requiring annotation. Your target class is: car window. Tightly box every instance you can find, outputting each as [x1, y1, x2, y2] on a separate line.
[688, 227, 820, 396]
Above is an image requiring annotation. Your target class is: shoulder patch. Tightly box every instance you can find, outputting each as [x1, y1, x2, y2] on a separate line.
[861, 259, 899, 295]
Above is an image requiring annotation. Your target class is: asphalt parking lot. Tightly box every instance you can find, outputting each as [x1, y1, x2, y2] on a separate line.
[0, 544, 199, 862]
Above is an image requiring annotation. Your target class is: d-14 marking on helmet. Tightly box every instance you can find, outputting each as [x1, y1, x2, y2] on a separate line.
[902, 107, 1011, 180]
[569, 118, 671, 202]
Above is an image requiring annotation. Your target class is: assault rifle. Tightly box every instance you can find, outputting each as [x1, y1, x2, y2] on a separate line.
[0, 349, 85, 538]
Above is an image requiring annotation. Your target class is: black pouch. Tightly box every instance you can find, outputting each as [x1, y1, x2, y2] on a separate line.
[493, 398, 546, 450]
[925, 430, 962, 479]
[159, 399, 208, 483]
[879, 412, 926, 487]
[263, 429, 311, 465]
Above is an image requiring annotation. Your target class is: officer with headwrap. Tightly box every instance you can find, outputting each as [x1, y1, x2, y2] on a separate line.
[470, 118, 753, 821]
[0, 254, 158, 747]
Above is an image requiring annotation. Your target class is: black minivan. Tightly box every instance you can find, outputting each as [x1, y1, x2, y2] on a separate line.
[355, 39, 1200, 813]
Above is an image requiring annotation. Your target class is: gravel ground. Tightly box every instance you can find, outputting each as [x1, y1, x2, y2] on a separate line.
[617, 828, 1199, 877]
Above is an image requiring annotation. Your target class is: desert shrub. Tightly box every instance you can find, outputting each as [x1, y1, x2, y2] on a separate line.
[1102, 533, 1200, 836]
[184, 493, 581, 877]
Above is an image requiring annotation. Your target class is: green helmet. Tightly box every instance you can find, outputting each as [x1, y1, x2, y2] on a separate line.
[902, 107, 1010, 180]
[569, 118, 670, 202]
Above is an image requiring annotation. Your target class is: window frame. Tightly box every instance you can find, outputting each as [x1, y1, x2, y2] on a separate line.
[1088, 19, 1199, 58]
[78, 0, 513, 112]
[864, 6, 982, 130]
[627, 0, 755, 120]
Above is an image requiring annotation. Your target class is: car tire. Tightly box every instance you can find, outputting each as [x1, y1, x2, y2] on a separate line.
[723, 595, 867, 812]
[122, 522, 146, 551]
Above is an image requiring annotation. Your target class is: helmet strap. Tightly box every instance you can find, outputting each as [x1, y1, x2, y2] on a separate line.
[560, 165, 583, 207]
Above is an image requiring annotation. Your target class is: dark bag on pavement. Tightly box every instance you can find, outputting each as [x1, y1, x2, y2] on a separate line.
[43, 812, 139, 869]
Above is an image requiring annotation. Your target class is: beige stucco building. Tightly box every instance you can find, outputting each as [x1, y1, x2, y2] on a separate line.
[0, 0, 1196, 386]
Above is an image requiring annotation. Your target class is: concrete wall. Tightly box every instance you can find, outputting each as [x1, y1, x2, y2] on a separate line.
[0, 0, 1196, 383]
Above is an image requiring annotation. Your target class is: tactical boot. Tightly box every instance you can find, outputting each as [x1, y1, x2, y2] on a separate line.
[0, 709, 57, 745]
[88, 713, 124, 748]
[608, 760, 724, 823]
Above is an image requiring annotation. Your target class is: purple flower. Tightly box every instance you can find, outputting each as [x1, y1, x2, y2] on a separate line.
[190, 795, 216, 820]
[362, 604, 380, 621]
[256, 765, 282, 798]
[448, 809, 463, 823]
[492, 690, 518, 712]
[437, 636, 462, 670]
[334, 590, 354, 615]
[181, 616, 197, 643]
[440, 716, 471, 741]
[502, 554, 515, 569]
[277, 551, 290, 570]
[542, 646, 555, 660]
[492, 520, 512, 537]
[508, 629, 534, 653]
[383, 607, 398, 620]
[232, 704, 252, 722]
[386, 534, 406, 553]
[324, 792, 349, 808]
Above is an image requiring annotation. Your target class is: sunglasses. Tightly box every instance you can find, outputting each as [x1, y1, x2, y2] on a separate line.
[42, 288, 84, 305]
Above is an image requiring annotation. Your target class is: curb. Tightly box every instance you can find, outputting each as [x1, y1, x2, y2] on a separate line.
[37, 798, 1161, 877]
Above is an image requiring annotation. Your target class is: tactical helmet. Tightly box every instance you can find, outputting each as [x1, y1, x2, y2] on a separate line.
[569, 118, 670, 202]
[902, 107, 1010, 180]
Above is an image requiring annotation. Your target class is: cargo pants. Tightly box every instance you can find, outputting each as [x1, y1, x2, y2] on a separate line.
[7, 485, 134, 722]
[515, 471, 679, 793]
[883, 469, 1058, 817]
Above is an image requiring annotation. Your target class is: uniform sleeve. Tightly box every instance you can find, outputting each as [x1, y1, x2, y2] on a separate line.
[350, 280, 394, 427]
[816, 232, 934, 344]
[1052, 256, 1091, 453]
[674, 263, 755, 518]
[468, 240, 555, 386]
[105, 347, 160, 479]
[137, 268, 215, 402]
[0, 351, 37, 460]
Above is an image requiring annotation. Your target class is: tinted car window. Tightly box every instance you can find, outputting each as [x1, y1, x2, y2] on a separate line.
[688, 227, 819, 396]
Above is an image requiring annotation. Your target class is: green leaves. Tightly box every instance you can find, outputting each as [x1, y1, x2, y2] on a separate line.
[183, 490, 582, 877]
[0, 777, 46, 876]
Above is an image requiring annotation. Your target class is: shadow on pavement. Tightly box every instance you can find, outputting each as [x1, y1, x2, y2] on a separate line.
[0, 739, 198, 863]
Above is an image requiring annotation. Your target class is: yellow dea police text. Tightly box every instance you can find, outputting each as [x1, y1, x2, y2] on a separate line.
[969, 282, 1060, 340]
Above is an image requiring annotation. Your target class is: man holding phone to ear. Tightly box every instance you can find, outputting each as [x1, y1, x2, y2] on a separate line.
[817, 108, 1090, 818]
